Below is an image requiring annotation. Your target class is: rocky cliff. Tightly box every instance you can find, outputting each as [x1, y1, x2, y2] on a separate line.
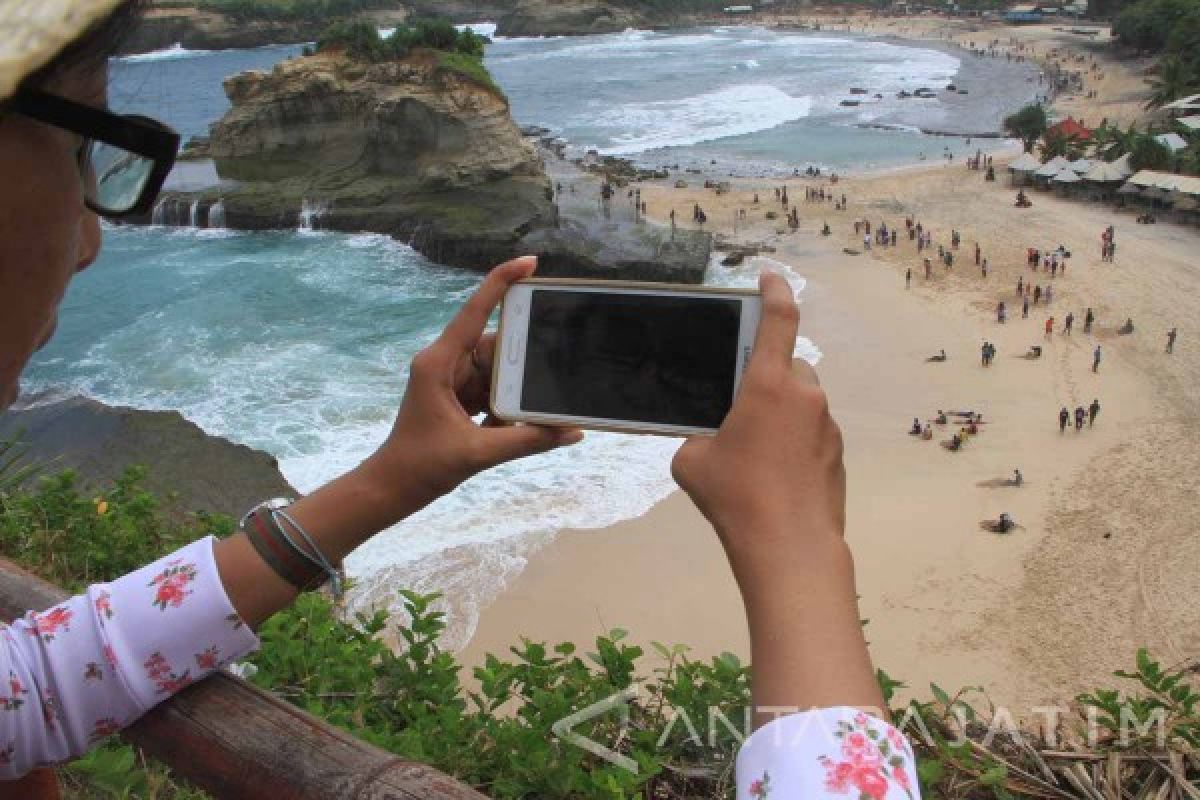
[122, 6, 410, 54]
[0, 395, 294, 518]
[197, 50, 557, 268]
[495, 0, 651, 37]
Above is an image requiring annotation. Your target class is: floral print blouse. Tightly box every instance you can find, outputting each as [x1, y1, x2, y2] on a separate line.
[1, 537, 922, 797]
[0, 537, 259, 778]
[738, 707, 921, 799]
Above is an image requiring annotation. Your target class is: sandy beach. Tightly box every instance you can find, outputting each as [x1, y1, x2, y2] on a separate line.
[460, 20, 1200, 717]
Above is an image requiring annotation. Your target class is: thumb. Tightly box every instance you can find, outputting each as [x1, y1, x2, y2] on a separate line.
[476, 424, 583, 470]
[670, 437, 711, 492]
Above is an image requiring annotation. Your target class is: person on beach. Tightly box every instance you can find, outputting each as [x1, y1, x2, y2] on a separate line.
[1045, 285, 1053, 305]
[1118, 318, 1134, 335]
[1064, 312, 1074, 335]
[1012, 469, 1023, 487]
[1074, 406, 1086, 432]
[910, 418, 923, 435]
[1045, 317, 1054, 338]
[1059, 407, 1070, 433]
[1084, 307, 1094, 334]
[1016, 276, 1023, 297]
[1167, 327, 1177, 354]
[1034, 285, 1042, 305]
[1023, 297, 1030, 319]
[997, 302, 1006, 324]
[0, 3, 922, 791]
[906, 268, 912, 289]
[1089, 399, 1100, 427]
[1093, 345, 1103, 372]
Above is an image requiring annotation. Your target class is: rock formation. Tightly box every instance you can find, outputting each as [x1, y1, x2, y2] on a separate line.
[0, 395, 294, 518]
[196, 49, 557, 268]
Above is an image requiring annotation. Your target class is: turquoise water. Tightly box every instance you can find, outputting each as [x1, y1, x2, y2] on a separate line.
[22, 25, 1034, 639]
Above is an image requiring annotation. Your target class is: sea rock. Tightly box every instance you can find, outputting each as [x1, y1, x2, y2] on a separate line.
[496, 0, 649, 36]
[198, 51, 557, 270]
[0, 395, 295, 517]
[121, 8, 409, 54]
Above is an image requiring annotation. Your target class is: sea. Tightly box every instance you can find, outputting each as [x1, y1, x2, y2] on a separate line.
[23, 25, 1037, 645]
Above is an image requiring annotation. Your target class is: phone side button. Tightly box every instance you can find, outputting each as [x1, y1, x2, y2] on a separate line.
[506, 335, 522, 364]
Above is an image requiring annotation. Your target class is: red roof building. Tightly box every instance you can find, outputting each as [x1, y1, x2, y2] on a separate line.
[1045, 116, 1093, 141]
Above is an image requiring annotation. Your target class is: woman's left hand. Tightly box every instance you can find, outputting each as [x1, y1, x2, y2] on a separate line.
[360, 256, 583, 523]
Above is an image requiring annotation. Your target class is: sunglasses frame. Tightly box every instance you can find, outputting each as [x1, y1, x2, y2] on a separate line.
[10, 89, 180, 218]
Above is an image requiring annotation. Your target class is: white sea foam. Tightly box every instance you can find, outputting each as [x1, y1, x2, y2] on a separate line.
[456, 22, 499, 39]
[597, 85, 812, 155]
[707, 255, 823, 364]
[117, 43, 212, 62]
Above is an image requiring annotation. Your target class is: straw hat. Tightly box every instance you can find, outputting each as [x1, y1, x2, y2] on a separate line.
[0, 0, 128, 100]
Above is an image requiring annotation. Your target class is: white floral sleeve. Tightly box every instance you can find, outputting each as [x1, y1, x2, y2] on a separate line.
[0, 536, 260, 779]
[737, 707, 921, 799]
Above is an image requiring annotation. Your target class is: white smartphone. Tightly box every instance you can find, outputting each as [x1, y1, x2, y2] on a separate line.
[490, 279, 762, 436]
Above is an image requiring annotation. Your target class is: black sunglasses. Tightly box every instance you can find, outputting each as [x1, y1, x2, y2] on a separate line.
[10, 90, 180, 219]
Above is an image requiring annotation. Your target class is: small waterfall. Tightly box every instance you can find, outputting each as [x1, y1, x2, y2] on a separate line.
[151, 200, 167, 226]
[189, 199, 200, 228]
[208, 200, 226, 229]
[297, 198, 328, 232]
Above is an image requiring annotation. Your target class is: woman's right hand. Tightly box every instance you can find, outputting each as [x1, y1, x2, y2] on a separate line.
[671, 271, 847, 575]
[671, 271, 881, 720]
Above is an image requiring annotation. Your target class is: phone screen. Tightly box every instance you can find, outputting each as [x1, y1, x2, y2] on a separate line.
[521, 290, 743, 429]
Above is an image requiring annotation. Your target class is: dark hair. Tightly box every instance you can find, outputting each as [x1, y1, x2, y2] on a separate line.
[19, 0, 146, 92]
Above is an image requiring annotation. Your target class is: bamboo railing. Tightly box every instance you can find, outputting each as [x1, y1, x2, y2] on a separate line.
[0, 558, 487, 800]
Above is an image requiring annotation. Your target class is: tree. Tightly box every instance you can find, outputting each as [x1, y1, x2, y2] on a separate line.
[1146, 54, 1198, 108]
[1004, 104, 1049, 153]
[1040, 131, 1086, 161]
[1129, 134, 1173, 171]
[1092, 123, 1140, 161]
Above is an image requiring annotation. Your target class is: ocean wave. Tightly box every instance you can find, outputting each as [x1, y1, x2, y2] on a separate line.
[706, 255, 823, 364]
[595, 84, 812, 155]
[116, 43, 213, 62]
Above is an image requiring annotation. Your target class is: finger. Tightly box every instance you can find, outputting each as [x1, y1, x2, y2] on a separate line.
[477, 424, 583, 469]
[792, 357, 820, 387]
[482, 413, 508, 428]
[748, 271, 800, 376]
[440, 256, 537, 353]
[454, 333, 498, 390]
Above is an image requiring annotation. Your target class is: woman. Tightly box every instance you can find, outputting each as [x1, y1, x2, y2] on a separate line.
[0, 2, 920, 796]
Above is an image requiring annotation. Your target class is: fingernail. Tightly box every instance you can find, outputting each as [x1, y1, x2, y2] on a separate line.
[558, 429, 584, 445]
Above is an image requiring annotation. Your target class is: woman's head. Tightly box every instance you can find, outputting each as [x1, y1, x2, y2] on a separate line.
[0, 0, 144, 409]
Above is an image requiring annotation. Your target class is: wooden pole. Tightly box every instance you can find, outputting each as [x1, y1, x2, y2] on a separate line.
[0, 558, 488, 800]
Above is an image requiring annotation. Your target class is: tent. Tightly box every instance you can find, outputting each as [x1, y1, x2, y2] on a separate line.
[1127, 170, 1200, 196]
[1053, 167, 1082, 183]
[1082, 158, 1132, 183]
[1117, 182, 1143, 196]
[1141, 186, 1168, 202]
[1178, 115, 1200, 132]
[1035, 156, 1071, 178]
[1154, 133, 1188, 153]
[1068, 158, 1094, 174]
[1007, 153, 1042, 172]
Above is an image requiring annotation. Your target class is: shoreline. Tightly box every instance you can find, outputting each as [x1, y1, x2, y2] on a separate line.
[459, 20, 1200, 715]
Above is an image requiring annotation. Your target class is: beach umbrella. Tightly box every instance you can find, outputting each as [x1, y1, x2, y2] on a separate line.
[1117, 182, 1143, 196]
[1083, 159, 1131, 183]
[1007, 153, 1041, 172]
[1068, 157, 1093, 174]
[1053, 167, 1082, 183]
[1035, 156, 1071, 178]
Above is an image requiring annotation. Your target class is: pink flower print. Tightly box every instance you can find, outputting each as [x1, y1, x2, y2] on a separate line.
[749, 771, 771, 798]
[29, 606, 73, 641]
[103, 644, 118, 669]
[822, 715, 913, 799]
[195, 646, 220, 671]
[1, 672, 27, 711]
[143, 652, 192, 694]
[147, 561, 198, 611]
[842, 730, 883, 770]
[89, 717, 122, 743]
[853, 765, 890, 800]
[821, 756, 856, 793]
[94, 590, 114, 621]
